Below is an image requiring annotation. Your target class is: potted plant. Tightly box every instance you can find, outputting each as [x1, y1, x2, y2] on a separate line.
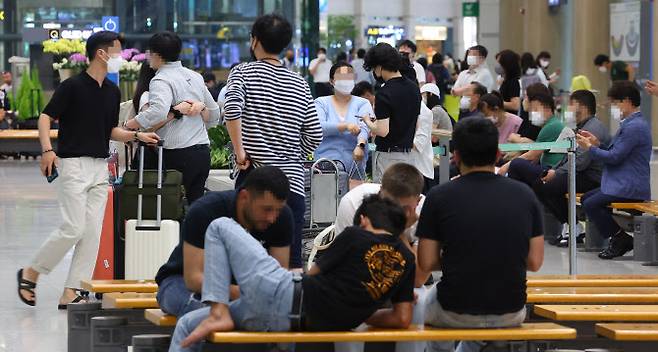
[43, 38, 86, 82]
[208, 125, 232, 169]
[15, 68, 45, 129]
[52, 53, 88, 81]
[119, 50, 146, 101]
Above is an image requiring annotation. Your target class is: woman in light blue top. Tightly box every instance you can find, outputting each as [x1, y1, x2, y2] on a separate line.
[314, 62, 372, 188]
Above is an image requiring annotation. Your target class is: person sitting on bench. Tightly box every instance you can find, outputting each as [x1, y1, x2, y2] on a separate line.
[576, 81, 652, 259]
[170, 195, 416, 351]
[417, 117, 544, 352]
[535, 90, 611, 246]
[154, 166, 293, 317]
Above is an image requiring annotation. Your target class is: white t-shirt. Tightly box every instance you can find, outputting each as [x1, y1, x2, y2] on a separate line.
[309, 58, 332, 83]
[453, 65, 495, 106]
[413, 62, 426, 85]
[334, 183, 426, 242]
[412, 103, 435, 179]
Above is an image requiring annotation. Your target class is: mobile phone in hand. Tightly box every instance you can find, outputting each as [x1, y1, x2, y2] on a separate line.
[46, 166, 59, 183]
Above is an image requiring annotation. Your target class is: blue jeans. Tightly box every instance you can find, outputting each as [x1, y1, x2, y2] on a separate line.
[582, 188, 641, 239]
[156, 275, 205, 317]
[423, 284, 526, 352]
[169, 217, 294, 352]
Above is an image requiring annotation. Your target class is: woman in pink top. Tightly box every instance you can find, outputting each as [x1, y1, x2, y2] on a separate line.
[479, 92, 523, 143]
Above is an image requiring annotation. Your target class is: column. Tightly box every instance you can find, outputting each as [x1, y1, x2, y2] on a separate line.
[653, 0, 658, 142]
[353, 0, 367, 49]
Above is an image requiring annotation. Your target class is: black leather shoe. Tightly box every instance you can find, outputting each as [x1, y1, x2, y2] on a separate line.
[599, 231, 633, 259]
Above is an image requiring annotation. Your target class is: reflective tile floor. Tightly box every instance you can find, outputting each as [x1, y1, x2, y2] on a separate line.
[0, 160, 656, 351]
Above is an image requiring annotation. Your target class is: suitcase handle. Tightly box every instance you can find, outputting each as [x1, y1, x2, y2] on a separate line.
[137, 139, 165, 229]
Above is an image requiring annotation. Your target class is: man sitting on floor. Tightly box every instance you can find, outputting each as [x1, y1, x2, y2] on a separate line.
[169, 195, 416, 351]
[154, 166, 293, 317]
[536, 90, 611, 246]
[417, 117, 544, 352]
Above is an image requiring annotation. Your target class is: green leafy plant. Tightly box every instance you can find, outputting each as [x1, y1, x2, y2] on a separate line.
[327, 15, 356, 51]
[15, 68, 45, 121]
[208, 125, 232, 169]
[208, 125, 231, 149]
[210, 147, 232, 169]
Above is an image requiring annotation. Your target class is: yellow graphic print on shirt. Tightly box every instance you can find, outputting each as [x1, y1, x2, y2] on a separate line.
[362, 243, 406, 300]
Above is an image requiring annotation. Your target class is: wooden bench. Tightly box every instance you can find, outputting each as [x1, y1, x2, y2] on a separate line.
[534, 305, 658, 321]
[80, 279, 158, 293]
[596, 323, 658, 341]
[101, 292, 158, 309]
[145, 309, 176, 326]
[206, 323, 575, 343]
[527, 275, 658, 287]
[0, 129, 57, 153]
[527, 287, 658, 304]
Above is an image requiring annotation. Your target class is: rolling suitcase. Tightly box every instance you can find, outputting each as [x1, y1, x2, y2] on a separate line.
[303, 159, 349, 231]
[93, 185, 115, 279]
[124, 141, 180, 280]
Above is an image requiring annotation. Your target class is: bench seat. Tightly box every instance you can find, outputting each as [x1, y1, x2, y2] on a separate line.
[527, 275, 658, 287]
[535, 305, 658, 321]
[206, 323, 575, 343]
[80, 279, 158, 293]
[145, 309, 176, 326]
[527, 287, 658, 303]
[596, 323, 658, 341]
[0, 130, 57, 139]
[101, 292, 158, 309]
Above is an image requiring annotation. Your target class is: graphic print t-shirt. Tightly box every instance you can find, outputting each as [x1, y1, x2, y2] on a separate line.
[302, 227, 416, 331]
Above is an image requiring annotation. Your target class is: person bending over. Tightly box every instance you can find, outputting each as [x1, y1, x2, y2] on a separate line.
[417, 116, 544, 352]
[169, 195, 415, 351]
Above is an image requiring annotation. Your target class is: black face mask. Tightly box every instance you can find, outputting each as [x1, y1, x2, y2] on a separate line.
[373, 69, 385, 84]
[249, 40, 257, 62]
[399, 51, 410, 58]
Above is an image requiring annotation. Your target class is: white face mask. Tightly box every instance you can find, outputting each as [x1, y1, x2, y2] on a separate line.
[460, 96, 471, 110]
[564, 110, 577, 129]
[466, 55, 478, 66]
[486, 115, 498, 124]
[540, 59, 550, 68]
[598, 66, 608, 73]
[333, 80, 355, 95]
[443, 59, 452, 67]
[610, 105, 622, 122]
[318, 53, 326, 60]
[525, 68, 536, 75]
[530, 111, 545, 126]
[107, 55, 123, 72]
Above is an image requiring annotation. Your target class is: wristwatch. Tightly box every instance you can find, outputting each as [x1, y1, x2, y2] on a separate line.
[134, 131, 140, 141]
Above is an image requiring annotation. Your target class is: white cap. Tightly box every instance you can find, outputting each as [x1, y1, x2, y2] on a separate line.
[420, 83, 441, 98]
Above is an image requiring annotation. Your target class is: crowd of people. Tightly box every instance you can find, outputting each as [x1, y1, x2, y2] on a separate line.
[11, 11, 658, 352]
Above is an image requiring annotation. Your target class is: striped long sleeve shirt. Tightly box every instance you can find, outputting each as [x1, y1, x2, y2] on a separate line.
[224, 61, 323, 196]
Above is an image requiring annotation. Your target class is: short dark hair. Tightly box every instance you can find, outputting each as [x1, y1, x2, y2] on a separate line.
[469, 44, 488, 58]
[497, 49, 521, 80]
[86, 31, 120, 61]
[416, 57, 428, 70]
[479, 91, 504, 111]
[432, 52, 444, 65]
[251, 13, 292, 54]
[381, 163, 424, 198]
[608, 80, 641, 107]
[470, 81, 488, 97]
[527, 85, 555, 112]
[202, 71, 216, 83]
[318, 47, 327, 54]
[336, 51, 348, 63]
[536, 51, 551, 62]
[452, 117, 499, 167]
[521, 52, 537, 72]
[363, 43, 402, 72]
[353, 194, 406, 237]
[148, 31, 182, 62]
[352, 81, 374, 96]
[357, 48, 366, 59]
[241, 166, 290, 200]
[329, 61, 353, 80]
[398, 39, 417, 53]
[594, 54, 610, 66]
[570, 90, 597, 116]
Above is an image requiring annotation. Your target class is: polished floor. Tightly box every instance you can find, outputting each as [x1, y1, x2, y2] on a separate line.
[0, 159, 656, 351]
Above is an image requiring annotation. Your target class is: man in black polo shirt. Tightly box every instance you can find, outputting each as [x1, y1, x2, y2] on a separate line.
[417, 117, 544, 352]
[361, 43, 421, 183]
[155, 166, 293, 317]
[17, 31, 160, 309]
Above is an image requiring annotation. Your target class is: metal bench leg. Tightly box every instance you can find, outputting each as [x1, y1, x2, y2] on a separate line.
[580, 218, 607, 252]
[90, 316, 128, 352]
[634, 215, 658, 266]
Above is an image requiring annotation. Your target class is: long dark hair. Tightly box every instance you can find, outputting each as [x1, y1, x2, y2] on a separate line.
[521, 52, 537, 73]
[497, 50, 521, 80]
[132, 64, 156, 113]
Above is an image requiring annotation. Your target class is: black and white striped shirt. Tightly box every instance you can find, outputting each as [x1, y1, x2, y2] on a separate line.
[224, 61, 323, 196]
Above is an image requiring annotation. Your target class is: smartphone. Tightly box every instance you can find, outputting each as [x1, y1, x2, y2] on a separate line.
[46, 166, 59, 183]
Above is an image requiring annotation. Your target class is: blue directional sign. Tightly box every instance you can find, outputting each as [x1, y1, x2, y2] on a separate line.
[102, 16, 120, 33]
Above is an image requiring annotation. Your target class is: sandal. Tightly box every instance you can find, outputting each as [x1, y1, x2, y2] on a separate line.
[17, 269, 36, 307]
[57, 295, 86, 310]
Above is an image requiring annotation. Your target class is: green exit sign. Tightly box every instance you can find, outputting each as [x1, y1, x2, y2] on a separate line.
[462, 2, 479, 17]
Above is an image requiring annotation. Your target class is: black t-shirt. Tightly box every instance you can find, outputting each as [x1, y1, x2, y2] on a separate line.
[43, 72, 120, 158]
[374, 77, 421, 150]
[416, 172, 543, 315]
[302, 227, 415, 331]
[499, 78, 520, 114]
[155, 190, 294, 285]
